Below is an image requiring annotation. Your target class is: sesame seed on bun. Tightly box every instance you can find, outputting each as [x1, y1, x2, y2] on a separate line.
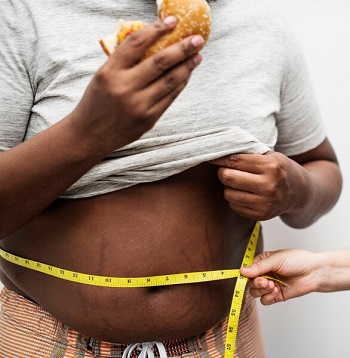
[99, 0, 212, 58]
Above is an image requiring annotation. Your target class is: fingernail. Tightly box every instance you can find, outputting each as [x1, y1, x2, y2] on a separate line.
[191, 35, 204, 48]
[163, 16, 177, 26]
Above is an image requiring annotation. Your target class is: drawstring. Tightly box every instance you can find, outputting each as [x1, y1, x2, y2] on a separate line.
[122, 341, 167, 358]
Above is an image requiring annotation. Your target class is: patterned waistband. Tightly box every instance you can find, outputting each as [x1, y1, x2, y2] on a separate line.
[86, 336, 200, 357]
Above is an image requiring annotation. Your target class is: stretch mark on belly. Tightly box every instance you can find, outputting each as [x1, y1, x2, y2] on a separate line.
[0, 222, 285, 358]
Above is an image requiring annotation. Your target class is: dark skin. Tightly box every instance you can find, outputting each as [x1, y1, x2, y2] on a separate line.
[0, 16, 342, 343]
[0, 17, 203, 239]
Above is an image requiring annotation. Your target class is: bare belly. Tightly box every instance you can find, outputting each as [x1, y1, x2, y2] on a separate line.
[0, 163, 262, 342]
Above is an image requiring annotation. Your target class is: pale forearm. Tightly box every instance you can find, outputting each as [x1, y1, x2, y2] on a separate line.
[316, 250, 350, 293]
[243, 249, 350, 304]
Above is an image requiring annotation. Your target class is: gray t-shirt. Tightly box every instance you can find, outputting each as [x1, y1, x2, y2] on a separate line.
[0, 0, 325, 198]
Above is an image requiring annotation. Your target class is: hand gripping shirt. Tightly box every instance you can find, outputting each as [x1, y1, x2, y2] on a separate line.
[0, 0, 325, 198]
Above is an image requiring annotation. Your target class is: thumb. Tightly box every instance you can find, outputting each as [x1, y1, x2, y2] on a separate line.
[240, 252, 276, 278]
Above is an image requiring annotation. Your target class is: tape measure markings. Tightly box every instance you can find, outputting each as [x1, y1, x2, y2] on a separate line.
[0, 249, 244, 288]
[0, 221, 267, 358]
[224, 221, 260, 356]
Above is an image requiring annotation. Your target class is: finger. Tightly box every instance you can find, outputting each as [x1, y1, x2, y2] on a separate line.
[220, 200, 266, 221]
[249, 284, 275, 299]
[217, 167, 263, 193]
[110, 17, 178, 67]
[227, 202, 260, 221]
[137, 34, 205, 88]
[143, 68, 192, 121]
[253, 251, 273, 264]
[246, 277, 270, 289]
[222, 184, 261, 204]
[210, 154, 269, 174]
[223, 185, 278, 221]
[221, 187, 266, 218]
[260, 287, 280, 306]
[146, 53, 202, 108]
[209, 155, 232, 167]
[242, 255, 277, 278]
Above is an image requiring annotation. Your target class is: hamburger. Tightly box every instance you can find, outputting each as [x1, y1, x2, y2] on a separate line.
[99, 0, 212, 58]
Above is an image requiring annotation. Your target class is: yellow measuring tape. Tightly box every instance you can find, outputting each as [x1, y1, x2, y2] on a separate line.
[0, 221, 274, 358]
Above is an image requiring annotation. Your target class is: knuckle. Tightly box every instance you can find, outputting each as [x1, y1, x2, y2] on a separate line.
[260, 251, 271, 260]
[149, 19, 167, 31]
[95, 66, 111, 87]
[267, 157, 283, 174]
[153, 52, 171, 71]
[110, 84, 130, 100]
[95, 66, 130, 99]
[265, 177, 281, 196]
[180, 38, 195, 57]
[127, 31, 147, 49]
[221, 170, 232, 184]
[227, 155, 240, 168]
[164, 73, 177, 89]
[163, 75, 189, 101]
[152, 20, 169, 35]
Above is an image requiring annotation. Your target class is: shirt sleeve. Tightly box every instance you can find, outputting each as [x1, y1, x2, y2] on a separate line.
[0, 1, 34, 152]
[274, 26, 326, 156]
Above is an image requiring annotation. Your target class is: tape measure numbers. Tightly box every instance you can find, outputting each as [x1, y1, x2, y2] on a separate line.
[0, 251, 243, 288]
[0, 221, 273, 358]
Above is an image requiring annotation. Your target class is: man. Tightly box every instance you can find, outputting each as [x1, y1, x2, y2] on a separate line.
[0, 0, 342, 357]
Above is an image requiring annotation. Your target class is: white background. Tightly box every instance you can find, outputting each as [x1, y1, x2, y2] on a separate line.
[260, 0, 350, 357]
[1, 1, 349, 357]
